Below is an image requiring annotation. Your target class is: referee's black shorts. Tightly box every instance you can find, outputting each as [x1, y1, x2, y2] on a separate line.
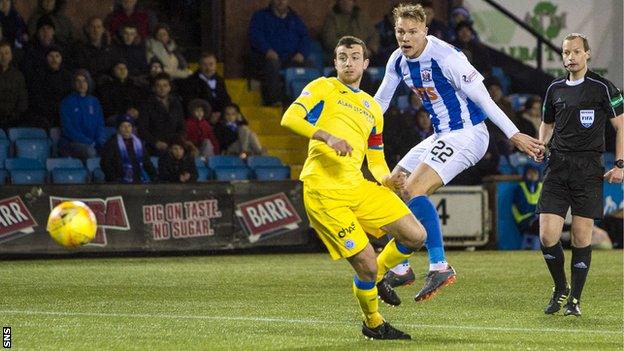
[537, 151, 604, 219]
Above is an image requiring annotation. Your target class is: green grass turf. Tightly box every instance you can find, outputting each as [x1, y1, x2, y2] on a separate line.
[1, 250, 622, 350]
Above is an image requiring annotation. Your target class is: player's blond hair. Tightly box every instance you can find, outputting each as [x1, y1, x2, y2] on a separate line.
[392, 3, 427, 24]
[563, 33, 590, 52]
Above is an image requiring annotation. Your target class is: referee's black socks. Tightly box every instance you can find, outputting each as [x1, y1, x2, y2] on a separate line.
[541, 242, 567, 292]
[570, 245, 592, 301]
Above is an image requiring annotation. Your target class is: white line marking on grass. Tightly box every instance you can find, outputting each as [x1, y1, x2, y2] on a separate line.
[2, 310, 621, 336]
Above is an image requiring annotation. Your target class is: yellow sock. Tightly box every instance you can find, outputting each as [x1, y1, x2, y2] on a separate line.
[376, 238, 412, 282]
[352, 278, 384, 328]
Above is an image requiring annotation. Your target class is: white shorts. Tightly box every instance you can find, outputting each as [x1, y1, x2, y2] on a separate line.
[397, 123, 490, 184]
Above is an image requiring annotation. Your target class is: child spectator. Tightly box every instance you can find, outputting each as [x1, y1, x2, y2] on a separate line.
[0, 41, 27, 130]
[0, 0, 26, 48]
[97, 59, 144, 125]
[59, 69, 107, 161]
[185, 98, 219, 158]
[158, 137, 197, 183]
[27, 0, 74, 46]
[146, 23, 191, 80]
[215, 104, 265, 159]
[101, 113, 156, 183]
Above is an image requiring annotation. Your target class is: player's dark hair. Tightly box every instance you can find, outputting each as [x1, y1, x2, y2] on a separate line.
[563, 33, 590, 52]
[334, 36, 368, 60]
[151, 72, 171, 86]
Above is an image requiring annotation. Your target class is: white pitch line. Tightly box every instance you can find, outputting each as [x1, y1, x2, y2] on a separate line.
[1, 310, 622, 336]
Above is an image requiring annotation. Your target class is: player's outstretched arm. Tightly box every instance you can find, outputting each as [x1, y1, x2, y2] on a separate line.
[463, 81, 544, 159]
[604, 114, 623, 183]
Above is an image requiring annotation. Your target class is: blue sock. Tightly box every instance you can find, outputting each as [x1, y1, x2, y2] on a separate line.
[407, 195, 446, 264]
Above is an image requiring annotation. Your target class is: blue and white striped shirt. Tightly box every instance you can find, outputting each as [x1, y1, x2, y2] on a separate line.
[375, 35, 487, 135]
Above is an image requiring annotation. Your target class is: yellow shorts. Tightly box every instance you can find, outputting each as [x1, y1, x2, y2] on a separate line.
[303, 180, 411, 260]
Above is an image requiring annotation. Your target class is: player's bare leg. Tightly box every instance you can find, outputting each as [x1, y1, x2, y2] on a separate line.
[539, 213, 569, 314]
[347, 244, 411, 340]
[564, 216, 594, 316]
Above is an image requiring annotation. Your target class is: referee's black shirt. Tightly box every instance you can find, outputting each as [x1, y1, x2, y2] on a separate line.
[542, 70, 623, 153]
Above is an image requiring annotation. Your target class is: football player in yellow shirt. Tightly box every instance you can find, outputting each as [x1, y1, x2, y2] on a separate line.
[281, 36, 426, 340]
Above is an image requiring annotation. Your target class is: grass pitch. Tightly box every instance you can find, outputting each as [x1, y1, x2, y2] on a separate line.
[1, 250, 622, 350]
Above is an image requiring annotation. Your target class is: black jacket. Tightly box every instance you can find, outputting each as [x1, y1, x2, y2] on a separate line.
[97, 76, 145, 122]
[138, 95, 185, 151]
[73, 41, 117, 79]
[100, 135, 157, 183]
[111, 42, 148, 77]
[0, 65, 28, 129]
[28, 66, 72, 128]
[158, 152, 197, 182]
[180, 72, 232, 113]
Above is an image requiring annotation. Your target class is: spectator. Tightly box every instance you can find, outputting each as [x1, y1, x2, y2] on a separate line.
[97, 59, 144, 125]
[111, 23, 148, 77]
[27, 46, 71, 128]
[146, 23, 191, 80]
[420, 0, 451, 42]
[105, 0, 154, 41]
[448, 6, 478, 42]
[413, 108, 433, 140]
[59, 69, 107, 161]
[248, 0, 311, 105]
[27, 0, 74, 46]
[514, 96, 540, 138]
[0, 41, 27, 130]
[383, 106, 416, 169]
[373, 7, 397, 65]
[73, 16, 116, 81]
[215, 104, 265, 158]
[185, 98, 219, 158]
[180, 52, 231, 117]
[453, 21, 491, 76]
[100, 113, 156, 183]
[158, 136, 197, 183]
[138, 72, 185, 156]
[321, 0, 379, 63]
[512, 164, 542, 250]
[21, 15, 66, 83]
[0, 0, 26, 48]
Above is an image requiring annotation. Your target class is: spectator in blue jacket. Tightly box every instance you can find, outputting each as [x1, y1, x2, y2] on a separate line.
[248, 0, 311, 105]
[59, 69, 107, 161]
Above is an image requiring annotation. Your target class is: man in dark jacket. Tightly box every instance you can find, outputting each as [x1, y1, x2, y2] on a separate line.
[111, 22, 148, 77]
[73, 16, 116, 81]
[180, 52, 231, 117]
[0, 41, 27, 129]
[21, 15, 67, 85]
[138, 72, 185, 156]
[101, 114, 156, 183]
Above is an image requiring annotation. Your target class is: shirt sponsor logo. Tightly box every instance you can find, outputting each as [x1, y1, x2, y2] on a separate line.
[300, 90, 311, 97]
[337, 221, 356, 238]
[579, 109, 594, 128]
[421, 69, 432, 82]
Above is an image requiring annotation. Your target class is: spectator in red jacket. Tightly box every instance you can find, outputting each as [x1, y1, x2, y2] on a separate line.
[105, 0, 154, 41]
[185, 98, 219, 157]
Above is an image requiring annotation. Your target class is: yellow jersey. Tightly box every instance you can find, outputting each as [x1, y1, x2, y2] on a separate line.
[281, 77, 389, 189]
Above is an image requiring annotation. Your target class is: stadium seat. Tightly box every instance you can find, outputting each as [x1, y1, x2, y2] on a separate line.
[254, 166, 290, 180]
[0, 169, 6, 184]
[0, 129, 6, 139]
[246, 156, 284, 168]
[51, 168, 88, 184]
[497, 155, 514, 175]
[15, 138, 50, 163]
[214, 167, 251, 181]
[323, 66, 335, 77]
[49, 127, 62, 157]
[46, 157, 83, 171]
[195, 157, 207, 168]
[366, 66, 385, 84]
[283, 67, 320, 98]
[508, 93, 532, 112]
[0, 138, 9, 168]
[8, 127, 47, 142]
[604, 152, 615, 169]
[150, 156, 159, 169]
[491, 67, 511, 95]
[5, 157, 45, 170]
[308, 40, 325, 73]
[208, 155, 246, 168]
[196, 166, 212, 182]
[86, 157, 105, 182]
[10, 169, 46, 184]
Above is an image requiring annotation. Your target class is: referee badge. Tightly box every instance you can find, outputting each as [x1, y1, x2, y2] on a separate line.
[579, 109, 594, 128]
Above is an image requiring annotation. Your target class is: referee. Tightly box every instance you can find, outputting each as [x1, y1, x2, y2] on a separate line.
[536, 33, 623, 317]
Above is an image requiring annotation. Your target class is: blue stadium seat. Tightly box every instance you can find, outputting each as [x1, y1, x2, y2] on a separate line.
[49, 127, 62, 157]
[5, 157, 45, 171]
[150, 156, 159, 169]
[604, 152, 615, 169]
[51, 168, 88, 184]
[308, 40, 325, 73]
[0, 129, 6, 139]
[0, 169, 6, 184]
[15, 138, 50, 163]
[195, 157, 207, 168]
[86, 157, 105, 182]
[497, 155, 514, 175]
[366, 66, 384, 84]
[214, 167, 251, 181]
[86, 157, 101, 172]
[283, 67, 320, 98]
[196, 166, 212, 182]
[10, 169, 46, 184]
[254, 166, 290, 181]
[247, 156, 284, 169]
[208, 155, 245, 168]
[323, 66, 335, 77]
[46, 157, 83, 171]
[508, 94, 532, 112]
[8, 127, 47, 141]
[491, 67, 511, 95]
[92, 168, 105, 182]
[0, 139, 9, 168]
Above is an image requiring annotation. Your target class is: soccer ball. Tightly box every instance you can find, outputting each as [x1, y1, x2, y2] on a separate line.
[47, 201, 97, 248]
